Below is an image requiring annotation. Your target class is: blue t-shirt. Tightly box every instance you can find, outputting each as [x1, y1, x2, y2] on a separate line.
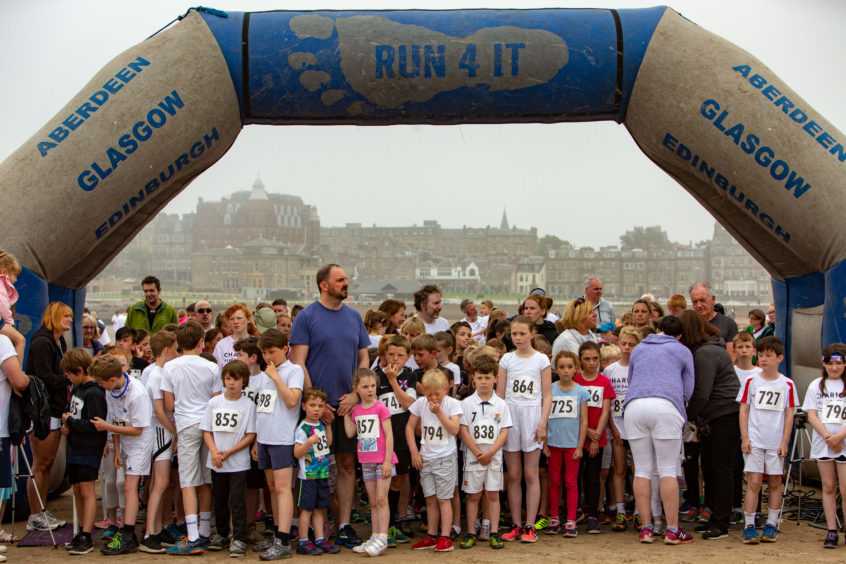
[289, 301, 370, 406]
[547, 383, 590, 449]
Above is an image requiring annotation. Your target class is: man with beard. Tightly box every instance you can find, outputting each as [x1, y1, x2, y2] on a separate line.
[289, 264, 371, 549]
[125, 275, 179, 334]
[415, 284, 449, 334]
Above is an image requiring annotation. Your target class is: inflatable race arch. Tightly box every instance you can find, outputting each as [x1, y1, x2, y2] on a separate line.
[2, 6, 844, 380]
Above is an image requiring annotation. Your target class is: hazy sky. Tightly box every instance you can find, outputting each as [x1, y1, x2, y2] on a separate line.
[2, 0, 844, 249]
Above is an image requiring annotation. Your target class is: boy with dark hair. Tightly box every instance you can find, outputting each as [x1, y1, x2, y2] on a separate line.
[255, 329, 304, 560]
[201, 360, 257, 556]
[62, 349, 108, 555]
[737, 336, 797, 544]
[161, 321, 222, 555]
[375, 334, 416, 541]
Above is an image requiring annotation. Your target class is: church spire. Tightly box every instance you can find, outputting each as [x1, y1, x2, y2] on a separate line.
[500, 208, 509, 230]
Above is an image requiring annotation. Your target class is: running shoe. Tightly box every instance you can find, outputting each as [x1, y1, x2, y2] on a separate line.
[563, 521, 578, 538]
[167, 536, 205, 555]
[388, 525, 409, 543]
[351, 509, 364, 523]
[546, 517, 560, 535]
[824, 530, 838, 548]
[67, 533, 94, 555]
[433, 536, 453, 552]
[44, 510, 67, 528]
[335, 524, 362, 548]
[489, 532, 504, 549]
[501, 524, 522, 541]
[100, 524, 120, 540]
[633, 514, 643, 531]
[698, 507, 711, 523]
[611, 513, 627, 531]
[533, 515, 549, 531]
[27, 512, 58, 532]
[479, 522, 491, 540]
[653, 521, 666, 537]
[229, 539, 247, 557]
[742, 525, 759, 544]
[158, 527, 179, 547]
[664, 527, 694, 544]
[259, 537, 292, 561]
[411, 535, 438, 550]
[701, 528, 728, 540]
[315, 538, 340, 554]
[365, 537, 388, 556]
[139, 533, 166, 554]
[760, 523, 778, 543]
[520, 527, 537, 543]
[459, 533, 477, 549]
[639, 526, 654, 544]
[587, 517, 600, 534]
[296, 539, 323, 555]
[101, 531, 139, 555]
[729, 510, 743, 525]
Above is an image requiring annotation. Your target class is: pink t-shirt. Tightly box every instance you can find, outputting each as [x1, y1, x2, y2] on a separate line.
[0, 274, 18, 325]
[351, 401, 398, 465]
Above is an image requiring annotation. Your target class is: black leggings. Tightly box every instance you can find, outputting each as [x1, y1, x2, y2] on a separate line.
[211, 469, 249, 542]
[580, 450, 603, 518]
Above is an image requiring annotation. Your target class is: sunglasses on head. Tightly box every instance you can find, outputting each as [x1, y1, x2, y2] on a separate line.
[197, 308, 212, 314]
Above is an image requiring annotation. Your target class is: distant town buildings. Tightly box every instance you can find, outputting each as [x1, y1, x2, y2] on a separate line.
[92, 180, 772, 304]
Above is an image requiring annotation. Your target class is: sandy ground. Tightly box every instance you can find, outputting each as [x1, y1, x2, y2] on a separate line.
[4, 489, 844, 564]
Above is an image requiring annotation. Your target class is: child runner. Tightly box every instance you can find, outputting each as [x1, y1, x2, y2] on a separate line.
[293, 387, 340, 556]
[200, 360, 257, 556]
[545, 350, 588, 538]
[574, 341, 615, 534]
[61, 349, 108, 555]
[458, 354, 511, 549]
[737, 336, 797, 544]
[408, 369, 462, 552]
[375, 335, 416, 541]
[604, 327, 640, 532]
[140, 330, 180, 553]
[730, 331, 761, 525]
[497, 315, 552, 543]
[346, 368, 398, 556]
[254, 329, 304, 561]
[802, 343, 846, 548]
[92, 353, 154, 555]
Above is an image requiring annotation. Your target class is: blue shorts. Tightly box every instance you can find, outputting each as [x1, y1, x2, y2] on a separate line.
[297, 478, 330, 511]
[258, 443, 295, 471]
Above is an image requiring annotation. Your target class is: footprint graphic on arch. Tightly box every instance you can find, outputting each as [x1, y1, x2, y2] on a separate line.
[288, 13, 569, 113]
[288, 15, 364, 115]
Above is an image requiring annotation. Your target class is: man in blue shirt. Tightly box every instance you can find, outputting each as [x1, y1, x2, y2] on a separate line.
[289, 264, 370, 548]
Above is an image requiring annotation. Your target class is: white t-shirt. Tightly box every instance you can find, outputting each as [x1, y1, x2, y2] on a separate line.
[737, 373, 799, 450]
[213, 336, 238, 370]
[242, 373, 262, 405]
[734, 366, 761, 387]
[140, 363, 155, 388]
[106, 376, 154, 454]
[369, 334, 382, 349]
[803, 377, 846, 459]
[199, 394, 256, 473]
[460, 391, 512, 471]
[161, 355, 222, 431]
[254, 362, 304, 445]
[0, 335, 15, 438]
[421, 316, 450, 335]
[463, 317, 488, 344]
[499, 350, 550, 407]
[409, 395, 462, 459]
[603, 361, 630, 440]
[443, 362, 461, 388]
[144, 365, 173, 429]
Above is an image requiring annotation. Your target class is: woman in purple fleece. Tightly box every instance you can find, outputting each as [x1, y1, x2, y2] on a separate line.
[624, 316, 695, 544]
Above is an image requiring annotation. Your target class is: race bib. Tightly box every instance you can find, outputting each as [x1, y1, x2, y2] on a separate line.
[242, 386, 258, 404]
[820, 399, 846, 425]
[212, 409, 241, 432]
[510, 376, 539, 400]
[113, 417, 128, 427]
[312, 429, 330, 458]
[422, 423, 447, 446]
[356, 414, 380, 440]
[585, 386, 604, 408]
[378, 392, 404, 415]
[470, 420, 498, 445]
[612, 396, 625, 417]
[550, 396, 577, 419]
[69, 396, 85, 418]
[256, 389, 277, 414]
[753, 386, 785, 412]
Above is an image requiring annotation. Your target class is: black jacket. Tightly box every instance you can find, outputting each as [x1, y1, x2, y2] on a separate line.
[686, 336, 740, 423]
[65, 380, 108, 458]
[25, 326, 69, 418]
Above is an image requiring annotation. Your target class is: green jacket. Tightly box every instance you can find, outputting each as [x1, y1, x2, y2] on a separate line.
[125, 300, 179, 334]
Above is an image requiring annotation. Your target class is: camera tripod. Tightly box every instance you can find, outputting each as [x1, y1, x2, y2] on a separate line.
[779, 410, 825, 528]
